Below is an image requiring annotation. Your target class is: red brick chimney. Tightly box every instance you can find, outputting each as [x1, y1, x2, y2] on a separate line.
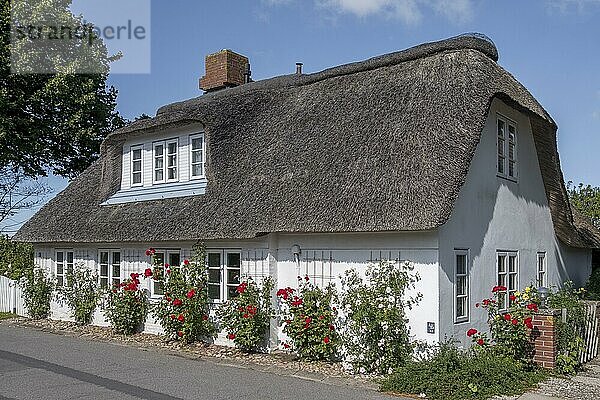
[199, 50, 250, 92]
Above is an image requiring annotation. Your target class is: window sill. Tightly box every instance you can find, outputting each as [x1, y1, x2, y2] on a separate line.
[454, 318, 470, 325]
[497, 174, 518, 183]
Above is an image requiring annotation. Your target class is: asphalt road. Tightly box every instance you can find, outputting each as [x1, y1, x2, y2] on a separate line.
[0, 324, 397, 400]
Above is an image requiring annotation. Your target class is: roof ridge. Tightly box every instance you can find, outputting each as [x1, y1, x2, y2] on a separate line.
[154, 33, 498, 117]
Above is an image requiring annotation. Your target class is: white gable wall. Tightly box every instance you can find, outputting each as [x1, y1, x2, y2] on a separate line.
[438, 98, 592, 347]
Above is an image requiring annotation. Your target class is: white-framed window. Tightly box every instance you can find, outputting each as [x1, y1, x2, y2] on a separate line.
[454, 249, 469, 323]
[55, 250, 74, 287]
[99, 250, 121, 289]
[153, 139, 178, 183]
[150, 250, 181, 297]
[130, 145, 143, 186]
[497, 115, 518, 181]
[207, 250, 241, 302]
[189, 133, 205, 179]
[537, 252, 547, 288]
[497, 250, 519, 310]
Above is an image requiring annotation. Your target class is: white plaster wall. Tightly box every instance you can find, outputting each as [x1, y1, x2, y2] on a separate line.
[274, 232, 440, 344]
[438, 98, 593, 347]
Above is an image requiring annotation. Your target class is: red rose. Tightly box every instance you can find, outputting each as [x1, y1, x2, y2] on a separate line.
[527, 303, 539, 312]
[236, 282, 247, 294]
[477, 338, 484, 346]
[166, 268, 171, 274]
[276, 289, 287, 299]
[291, 297, 303, 307]
[492, 285, 507, 293]
[323, 336, 330, 344]
[509, 295, 517, 302]
[172, 298, 183, 306]
[318, 315, 324, 320]
[475, 303, 480, 308]
[329, 324, 335, 331]
[524, 317, 533, 329]
[202, 314, 209, 321]
[482, 299, 491, 306]
[227, 333, 236, 340]
[177, 314, 185, 322]
[170, 314, 176, 320]
[283, 343, 290, 349]
[305, 275, 310, 281]
[186, 289, 195, 299]
[183, 259, 190, 266]
[164, 263, 170, 268]
[177, 331, 183, 337]
[144, 268, 153, 277]
[145, 248, 155, 256]
[511, 318, 519, 326]
[466, 328, 478, 337]
[504, 313, 511, 321]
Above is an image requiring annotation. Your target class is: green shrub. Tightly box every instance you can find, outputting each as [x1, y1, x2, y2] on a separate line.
[584, 268, 600, 300]
[340, 260, 421, 375]
[380, 343, 547, 400]
[57, 264, 101, 325]
[0, 235, 33, 280]
[103, 274, 148, 335]
[277, 277, 339, 361]
[217, 277, 274, 352]
[20, 268, 54, 319]
[146, 244, 216, 343]
[548, 281, 586, 375]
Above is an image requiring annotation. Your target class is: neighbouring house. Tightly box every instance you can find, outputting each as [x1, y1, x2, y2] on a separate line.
[14, 34, 600, 347]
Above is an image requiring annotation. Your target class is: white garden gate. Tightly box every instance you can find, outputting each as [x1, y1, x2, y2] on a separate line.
[0, 275, 27, 316]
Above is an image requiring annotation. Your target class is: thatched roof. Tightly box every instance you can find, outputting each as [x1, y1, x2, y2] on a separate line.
[14, 34, 600, 248]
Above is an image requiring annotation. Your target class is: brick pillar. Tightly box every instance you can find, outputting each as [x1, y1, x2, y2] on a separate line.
[530, 309, 560, 369]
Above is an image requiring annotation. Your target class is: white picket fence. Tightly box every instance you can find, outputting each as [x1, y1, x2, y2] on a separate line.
[580, 301, 600, 364]
[0, 275, 27, 316]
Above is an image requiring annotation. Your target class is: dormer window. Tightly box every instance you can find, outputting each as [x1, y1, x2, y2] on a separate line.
[153, 138, 179, 183]
[190, 133, 205, 179]
[130, 145, 143, 186]
[497, 115, 517, 181]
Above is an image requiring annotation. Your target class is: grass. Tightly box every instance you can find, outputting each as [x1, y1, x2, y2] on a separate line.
[0, 312, 16, 321]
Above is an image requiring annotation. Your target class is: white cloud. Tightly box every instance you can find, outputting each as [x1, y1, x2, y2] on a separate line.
[548, 0, 600, 13]
[314, 0, 473, 25]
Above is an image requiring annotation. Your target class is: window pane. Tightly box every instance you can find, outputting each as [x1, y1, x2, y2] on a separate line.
[509, 161, 515, 177]
[133, 172, 142, 184]
[168, 142, 177, 154]
[67, 252, 73, 263]
[192, 150, 203, 164]
[168, 167, 177, 180]
[497, 255, 506, 273]
[457, 276, 466, 296]
[208, 253, 221, 268]
[227, 253, 241, 268]
[227, 269, 240, 285]
[100, 278, 108, 288]
[155, 144, 163, 156]
[100, 264, 108, 277]
[192, 137, 202, 150]
[155, 170, 163, 182]
[508, 125, 516, 142]
[112, 252, 120, 264]
[133, 148, 142, 160]
[57, 252, 64, 263]
[456, 254, 466, 275]
[498, 119, 505, 137]
[154, 253, 165, 265]
[227, 286, 239, 299]
[168, 155, 176, 167]
[498, 138, 505, 156]
[154, 281, 164, 296]
[208, 284, 220, 300]
[168, 253, 180, 267]
[57, 276, 63, 286]
[112, 278, 120, 287]
[100, 252, 108, 264]
[498, 156, 504, 174]
[112, 264, 120, 278]
[192, 164, 203, 177]
[57, 263, 63, 275]
[208, 269, 220, 283]
[498, 274, 506, 287]
[456, 298, 465, 318]
[509, 273, 518, 291]
[132, 160, 142, 172]
[155, 157, 163, 169]
[508, 256, 517, 272]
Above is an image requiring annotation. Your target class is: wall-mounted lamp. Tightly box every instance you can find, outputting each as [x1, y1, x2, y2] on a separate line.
[537, 286, 549, 309]
[291, 244, 301, 264]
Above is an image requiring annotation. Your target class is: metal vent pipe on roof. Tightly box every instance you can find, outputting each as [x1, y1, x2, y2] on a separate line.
[296, 62, 303, 75]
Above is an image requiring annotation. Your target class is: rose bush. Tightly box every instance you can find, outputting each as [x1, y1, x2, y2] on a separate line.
[340, 260, 421, 375]
[278, 276, 339, 361]
[145, 244, 216, 343]
[216, 277, 274, 352]
[103, 273, 149, 335]
[468, 285, 538, 361]
[20, 267, 54, 319]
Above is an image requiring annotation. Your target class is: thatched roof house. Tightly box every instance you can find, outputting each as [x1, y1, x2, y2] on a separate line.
[14, 34, 600, 346]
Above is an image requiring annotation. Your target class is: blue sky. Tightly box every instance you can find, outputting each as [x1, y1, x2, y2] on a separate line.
[3, 0, 600, 235]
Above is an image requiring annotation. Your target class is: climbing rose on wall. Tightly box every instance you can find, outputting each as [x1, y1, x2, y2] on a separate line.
[144, 244, 216, 343]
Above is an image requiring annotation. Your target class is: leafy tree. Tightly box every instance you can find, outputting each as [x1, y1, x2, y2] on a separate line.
[0, 0, 124, 179]
[567, 182, 600, 230]
[0, 234, 33, 279]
